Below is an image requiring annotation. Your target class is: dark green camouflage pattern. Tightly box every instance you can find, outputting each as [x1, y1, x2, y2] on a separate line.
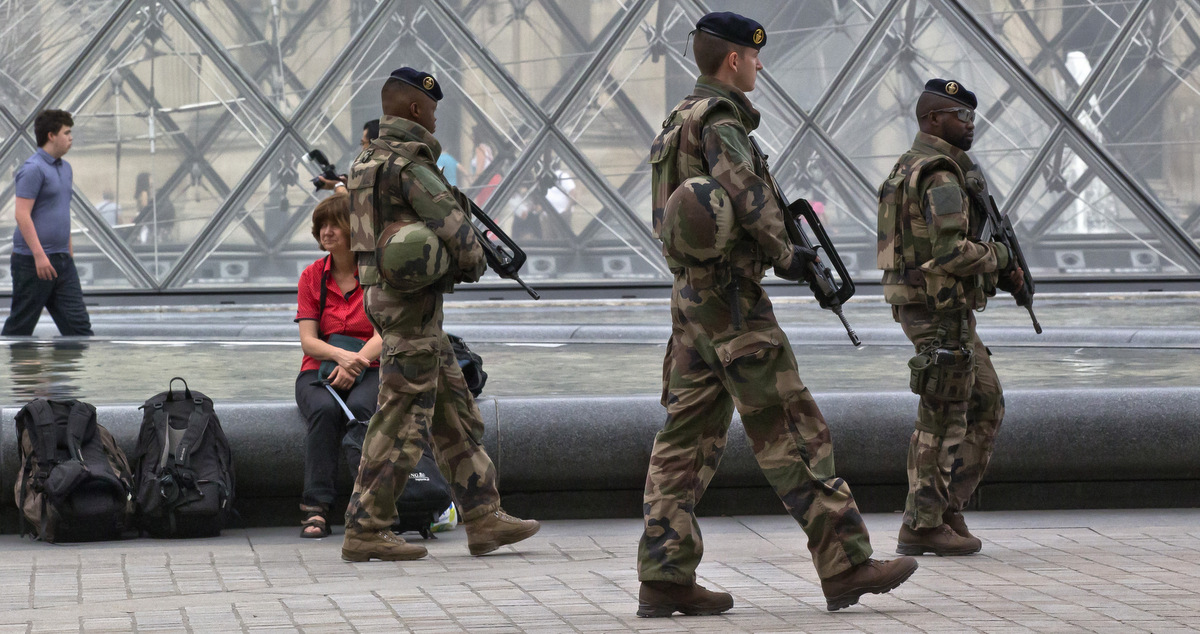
[345, 284, 501, 531]
[894, 304, 1003, 529]
[639, 77, 873, 585]
[876, 132, 1007, 311]
[376, 218, 451, 292]
[660, 176, 738, 266]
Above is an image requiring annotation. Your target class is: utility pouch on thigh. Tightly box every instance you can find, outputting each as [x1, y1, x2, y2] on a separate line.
[908, 346, 973, 401]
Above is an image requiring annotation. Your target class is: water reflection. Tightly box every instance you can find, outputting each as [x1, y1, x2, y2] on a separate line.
[5, 340, 89, 402]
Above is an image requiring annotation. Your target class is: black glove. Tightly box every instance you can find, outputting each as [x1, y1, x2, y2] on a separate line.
[772, 245, 819, 282]
[997, 266, 1024, 294]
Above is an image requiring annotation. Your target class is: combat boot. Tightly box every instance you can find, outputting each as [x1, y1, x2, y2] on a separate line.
[943, 509, 974, 539]
[465, 508, 540, 556]
[636, 580, 734, 617]
[341, 528, 428, 562]
[896, 523, 982, 556]
[821, 557, 919, 612]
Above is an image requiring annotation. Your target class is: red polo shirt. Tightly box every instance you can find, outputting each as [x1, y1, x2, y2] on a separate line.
[295, 256, 378, 373]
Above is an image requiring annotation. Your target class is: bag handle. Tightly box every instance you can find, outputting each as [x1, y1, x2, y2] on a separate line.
[166, 377, 193, 402]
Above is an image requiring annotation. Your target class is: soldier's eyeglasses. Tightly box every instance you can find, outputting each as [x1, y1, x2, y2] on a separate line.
[921, 107, 975, 123]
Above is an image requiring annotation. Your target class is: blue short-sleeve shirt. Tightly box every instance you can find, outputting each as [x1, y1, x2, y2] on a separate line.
[12, 148, 73, 256]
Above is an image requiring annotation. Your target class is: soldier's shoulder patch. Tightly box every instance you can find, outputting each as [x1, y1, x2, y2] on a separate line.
[928, 183, 965, 216]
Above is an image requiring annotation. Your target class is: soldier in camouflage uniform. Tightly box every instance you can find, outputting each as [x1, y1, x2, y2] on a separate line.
[876, 79, 1024, 556]
[636, 12, 918, 618]
[340, 68, 539, 563]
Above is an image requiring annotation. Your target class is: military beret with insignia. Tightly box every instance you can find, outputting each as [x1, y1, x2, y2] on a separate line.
[696, 11, 767, 50]
[923, 78, 977, 109]
[389, 67, 443, 102]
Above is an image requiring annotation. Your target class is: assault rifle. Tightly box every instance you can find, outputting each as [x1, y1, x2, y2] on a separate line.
[464, 197, 540, 300]
[749, 137, 861, 347]
[976, 194, 1041, 334]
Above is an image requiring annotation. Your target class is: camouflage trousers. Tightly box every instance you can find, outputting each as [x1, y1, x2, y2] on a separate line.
[894, 304, 1004, 529]
[638, 273, 873, 585]
[345, 284, 501, 531]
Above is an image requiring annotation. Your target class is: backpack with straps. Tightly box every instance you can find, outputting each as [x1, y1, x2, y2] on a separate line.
[132, 378, 236, 537]
[13, 398, 133, 543]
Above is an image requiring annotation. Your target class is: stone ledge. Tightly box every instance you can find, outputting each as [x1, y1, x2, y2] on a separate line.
[3, 388, 1197, 528]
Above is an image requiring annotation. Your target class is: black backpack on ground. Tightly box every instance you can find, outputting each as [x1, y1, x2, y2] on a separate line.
[132, 378, 235, 537]
[13, 399, 133, 543]
[340, 418, 452, 539]
[448, 333, 487, 397]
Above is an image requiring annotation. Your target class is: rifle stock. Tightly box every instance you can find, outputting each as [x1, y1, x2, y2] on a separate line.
[749, 137, 861, 347]
[464, 198, 540, 300]
[981, 195, 1040, 334]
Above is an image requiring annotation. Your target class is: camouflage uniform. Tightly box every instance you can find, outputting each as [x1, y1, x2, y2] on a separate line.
[343, 115, 499, 531]
[638, 76, 874, 586]
[877, 131, 1009, 529]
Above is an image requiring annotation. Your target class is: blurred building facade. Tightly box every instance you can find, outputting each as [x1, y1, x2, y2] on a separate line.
[0, 0, 1197, 292]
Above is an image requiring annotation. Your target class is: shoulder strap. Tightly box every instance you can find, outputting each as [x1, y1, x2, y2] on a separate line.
[29, 400, 61, 467]
[65, 401, 94, 461]
[317, 254, 330, 339]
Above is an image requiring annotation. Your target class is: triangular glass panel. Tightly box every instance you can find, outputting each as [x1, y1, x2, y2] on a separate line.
[478, 137, 668, 283]
[957, 0, 1140, 105]
[0, 0, 124, 119]
[181, 0, 385, 117]
[1006, 134, 1196, 276]
[821, 0, 1055, 197]
[295, 1, 540, 210]
[719, 0, 891, 113]
[48, 2, 278, 284]
[183, 138, 325, 287]
[768, 130, 879, 284]
[0, 139, 139, 291]
[1076, 1, 1200, 250]
[447, 0, 637, 114]
[0, 114, 15, 150]
[555, 0, 803, 226]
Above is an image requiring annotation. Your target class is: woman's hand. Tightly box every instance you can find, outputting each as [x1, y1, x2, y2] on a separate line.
[335, 348, 371, 376]
[327, 365, 357, 390]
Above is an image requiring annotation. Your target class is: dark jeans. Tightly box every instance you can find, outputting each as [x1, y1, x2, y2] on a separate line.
[295, 368, 380, 507]
[3, 253, 93, 336]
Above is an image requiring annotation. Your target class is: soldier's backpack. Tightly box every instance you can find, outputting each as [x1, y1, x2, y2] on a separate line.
[341, 421, 452, 539]
[448, 333, 487, 397]
[132, 378, 236, 537]
[13, 398, 133, 543]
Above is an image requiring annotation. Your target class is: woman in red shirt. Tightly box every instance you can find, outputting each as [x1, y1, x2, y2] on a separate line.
[294, 192, 382, 538]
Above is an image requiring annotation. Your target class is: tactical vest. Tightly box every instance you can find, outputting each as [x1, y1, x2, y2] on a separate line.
[346, 139, 448, 291]
[877, 153, 990, 311]
[649, 96, 765, 281]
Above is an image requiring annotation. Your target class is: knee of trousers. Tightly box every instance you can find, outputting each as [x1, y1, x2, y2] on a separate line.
[914, 398, 968, 436]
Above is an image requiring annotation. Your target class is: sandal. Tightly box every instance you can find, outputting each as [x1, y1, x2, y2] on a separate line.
[300, 504, 331, 538]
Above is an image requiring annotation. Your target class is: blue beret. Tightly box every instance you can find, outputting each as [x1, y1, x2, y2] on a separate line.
[696, 12, 766, 50]
[923, 78, 977, 109]
[389, 67, 443, 102]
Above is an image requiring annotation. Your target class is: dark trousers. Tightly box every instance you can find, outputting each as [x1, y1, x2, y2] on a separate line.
[295, 368, 380, 507]
[3, 253, 93, 336]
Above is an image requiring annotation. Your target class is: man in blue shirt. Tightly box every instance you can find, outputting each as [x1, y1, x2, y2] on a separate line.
[2, 109, 93, 336]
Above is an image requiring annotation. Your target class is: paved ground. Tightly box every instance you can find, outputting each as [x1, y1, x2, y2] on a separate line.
[1, 509, 1198, 633]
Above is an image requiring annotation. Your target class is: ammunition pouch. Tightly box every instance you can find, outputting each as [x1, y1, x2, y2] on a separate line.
[907, 310, 974, 402]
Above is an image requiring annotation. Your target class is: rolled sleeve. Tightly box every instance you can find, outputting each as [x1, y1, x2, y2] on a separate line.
[919, 171, 1002, 277]
[402, 163, 485, 278]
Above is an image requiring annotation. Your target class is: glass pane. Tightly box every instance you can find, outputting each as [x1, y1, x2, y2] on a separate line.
[481, 139, 668, 283]
[556, 0, 803, 228]
[722, 0, 889, 113]
[183, 139, 324, 287]
[294, 2, 540, 211]
[452, 0, 635, 113]
[958, 0, 1138, 105]
[1008, 135, 1196, 276]
[0, 114, 14, 150]
[52, 3, 278, 283]
[182, 0, 383, 116]
[1079, 1, 1200, 249]
[0, 0, 123, 120]
[822, 0, 1055, 199]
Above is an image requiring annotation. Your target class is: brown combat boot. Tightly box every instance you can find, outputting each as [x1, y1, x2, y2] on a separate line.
[465, 508, 540, 556]
[341, 528, 428, 562]
[943, 509, 974, 539]
[897, 523, 982, 556]
[636, 580, 734, 617]
[821, 557, 919, 612]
